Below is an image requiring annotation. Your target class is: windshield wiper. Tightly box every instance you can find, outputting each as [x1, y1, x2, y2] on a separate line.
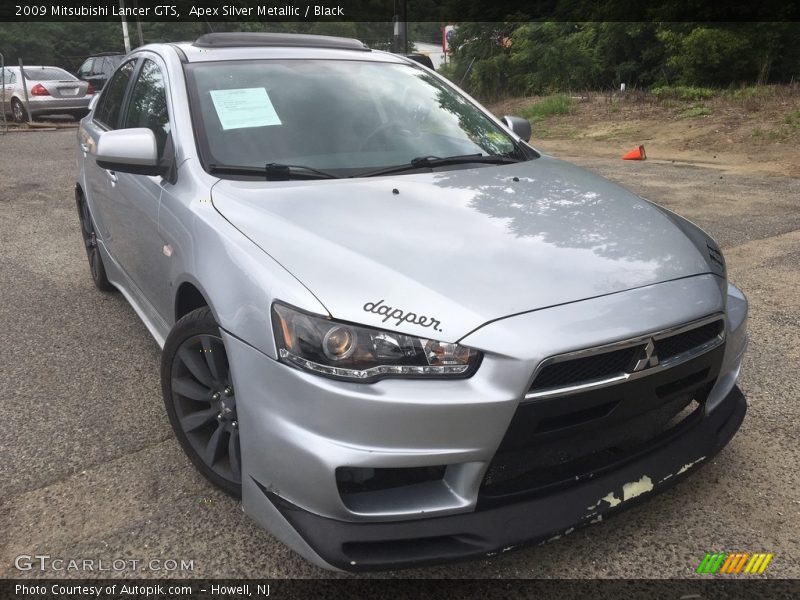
[265, 163, 339, 180]
[354, 153, 522, 178]
[207, 163, 339, 180]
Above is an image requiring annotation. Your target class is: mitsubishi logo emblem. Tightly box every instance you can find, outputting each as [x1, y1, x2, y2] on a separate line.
[633, 339, 660, 372]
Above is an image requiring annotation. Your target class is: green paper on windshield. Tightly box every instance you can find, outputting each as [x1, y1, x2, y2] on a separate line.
[210, 87, 282, 130]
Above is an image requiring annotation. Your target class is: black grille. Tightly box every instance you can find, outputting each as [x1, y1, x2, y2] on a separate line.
[654, 320, 723, 362]
[529, 346, 638, 391]
[529, 318, 723, 393]
[336, 466, 446, 496]
[482, 396, 703, 497]
[480, 342, 726, 506]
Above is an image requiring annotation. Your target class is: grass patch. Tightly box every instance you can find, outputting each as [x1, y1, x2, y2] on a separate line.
[727, 85, 778, 101]
[784, 109, 800, 128]
[751, 126, 789, 141]
[651, 85, 715, 102]
[519, 94, 573, 121]
[530, 124, 581, 140]
[680, 104, 712, 118]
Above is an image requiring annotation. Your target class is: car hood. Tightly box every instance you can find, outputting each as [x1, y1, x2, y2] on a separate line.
[211, 156, 714, 342]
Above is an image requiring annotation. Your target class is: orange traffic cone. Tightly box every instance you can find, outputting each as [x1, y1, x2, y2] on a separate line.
[622, 145, 647, 160]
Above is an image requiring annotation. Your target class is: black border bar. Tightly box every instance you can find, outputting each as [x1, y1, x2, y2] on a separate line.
[3, 578, 799, 600]
[2, 0, 799, 22]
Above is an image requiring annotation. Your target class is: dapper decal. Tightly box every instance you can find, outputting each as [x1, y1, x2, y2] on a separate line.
[363, 300, 443, 332]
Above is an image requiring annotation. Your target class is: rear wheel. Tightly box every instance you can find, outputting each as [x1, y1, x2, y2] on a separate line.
[11, 98, 27, 123]
[75, 191, 115, 292]
[162, 307, 242, 498]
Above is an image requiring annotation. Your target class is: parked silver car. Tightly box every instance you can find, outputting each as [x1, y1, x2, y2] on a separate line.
[2, 65, 93, 122]
[75, 33, 748, 572]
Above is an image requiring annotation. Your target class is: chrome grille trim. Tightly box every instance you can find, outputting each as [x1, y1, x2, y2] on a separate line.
[524, 314, 726, 401]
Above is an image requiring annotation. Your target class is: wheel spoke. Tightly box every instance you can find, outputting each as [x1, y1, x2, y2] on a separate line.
[89, 249, 98, 278]
[172, 376, 211, 402]
[178, 345, 214, 387]
[180, 407, 217, 432]
[81, 203, 93, 235]
[201, 335, 226, 383]
[203, 423, 226, 466]
[229, 429, 241, 481]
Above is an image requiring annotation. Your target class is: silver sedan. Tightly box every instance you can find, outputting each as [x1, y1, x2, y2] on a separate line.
[2, 65, 93, 122]
[74, 33, 748, 572]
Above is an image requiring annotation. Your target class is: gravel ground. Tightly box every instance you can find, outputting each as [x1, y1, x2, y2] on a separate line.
[0, 130, 798, 580]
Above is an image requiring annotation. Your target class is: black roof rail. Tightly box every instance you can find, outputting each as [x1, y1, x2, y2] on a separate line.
[192, 32, 370, 52]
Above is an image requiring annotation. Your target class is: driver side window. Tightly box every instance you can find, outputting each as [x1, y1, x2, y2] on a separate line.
[95, 60, 136, 129]
[123, 59, 171, 160]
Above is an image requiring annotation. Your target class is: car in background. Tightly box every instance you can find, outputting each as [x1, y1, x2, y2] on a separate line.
[2, 65, 93, 122]
[76, 52, 125, 91]
[404, 53, 435, 69]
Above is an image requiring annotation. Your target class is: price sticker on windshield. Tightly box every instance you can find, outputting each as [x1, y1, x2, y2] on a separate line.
[210, 87, 282, 130]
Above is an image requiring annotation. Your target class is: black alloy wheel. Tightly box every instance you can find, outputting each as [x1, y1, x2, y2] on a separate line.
[75, 192, 115, 291]
[162, 308, 242, 497]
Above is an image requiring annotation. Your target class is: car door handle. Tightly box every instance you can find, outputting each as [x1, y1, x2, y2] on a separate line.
[106, 170, 117, 184]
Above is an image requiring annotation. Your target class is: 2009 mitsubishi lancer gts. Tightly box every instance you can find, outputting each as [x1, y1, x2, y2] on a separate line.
[74, 32, 748, 571]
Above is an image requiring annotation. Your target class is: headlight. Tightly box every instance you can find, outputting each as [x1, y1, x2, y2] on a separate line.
[272, 302, 481, 382]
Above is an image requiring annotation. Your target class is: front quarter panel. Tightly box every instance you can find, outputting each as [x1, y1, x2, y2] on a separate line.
[158, 158, 328, 356]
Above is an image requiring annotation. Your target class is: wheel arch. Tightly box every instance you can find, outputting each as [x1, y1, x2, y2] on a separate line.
[174, 279, 211, 323]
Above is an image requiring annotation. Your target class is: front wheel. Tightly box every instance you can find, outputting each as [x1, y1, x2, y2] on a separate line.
[162, 307, 242, 498]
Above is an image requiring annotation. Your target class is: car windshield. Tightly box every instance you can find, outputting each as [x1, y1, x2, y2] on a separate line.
[23, 67, 75, 81]
[185, 59, 530, 177]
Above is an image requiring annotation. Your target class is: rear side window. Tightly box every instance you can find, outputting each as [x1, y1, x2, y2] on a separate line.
[123, 59, 171, 158]
[22, 67, 74, 81]
[78, 59, 94, 76]
[95, 60, 135, 129]
[1, 68, 15, 84]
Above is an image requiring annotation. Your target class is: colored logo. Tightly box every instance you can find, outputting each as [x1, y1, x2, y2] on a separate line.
[696, 552, 773, 575]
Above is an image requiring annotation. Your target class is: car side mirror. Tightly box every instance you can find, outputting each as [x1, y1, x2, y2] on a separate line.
[96, 128, 163, 176]
[502, 115, 532, 142]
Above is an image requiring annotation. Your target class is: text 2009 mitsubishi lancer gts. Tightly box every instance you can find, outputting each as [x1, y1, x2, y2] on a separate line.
[74, 32, 748, 571]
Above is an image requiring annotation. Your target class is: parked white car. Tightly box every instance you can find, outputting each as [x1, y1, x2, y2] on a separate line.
[1, 65, 93, 122]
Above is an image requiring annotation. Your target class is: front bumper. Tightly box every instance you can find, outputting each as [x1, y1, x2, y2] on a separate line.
[225, 275, 747, 571]
[261, 385, 745, 571]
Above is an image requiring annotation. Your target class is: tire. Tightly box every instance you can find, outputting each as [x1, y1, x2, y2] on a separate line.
[75, 191, 115, 292]
[11, 98, 27, 123]
[162, 307, 242, 498]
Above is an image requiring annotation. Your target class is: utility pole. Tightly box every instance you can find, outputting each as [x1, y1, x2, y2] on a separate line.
[401, 0, 409, 55]
[18, 59, 32, 124]
[133, 0, 144, 47]
[120, 0, 131, 53]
